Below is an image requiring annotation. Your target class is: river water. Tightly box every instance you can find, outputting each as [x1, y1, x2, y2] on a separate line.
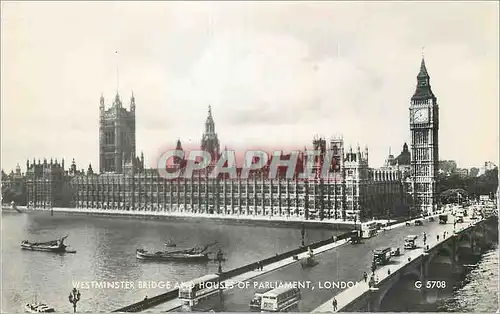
[436, 245, 498, 312]
[0, 210, 337, 312]
[1, 210, 498, 312]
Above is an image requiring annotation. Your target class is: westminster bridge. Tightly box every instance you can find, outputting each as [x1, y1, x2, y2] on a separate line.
[113, 212, 497, 312]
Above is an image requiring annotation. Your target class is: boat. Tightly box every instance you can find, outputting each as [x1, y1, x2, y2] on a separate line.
[136, 242, 217, 262]
[24, 302, 55, 313]
[21, 235, 76, 254]
[164, 240, 177, 247]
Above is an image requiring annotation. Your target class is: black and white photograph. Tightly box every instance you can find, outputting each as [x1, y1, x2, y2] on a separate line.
[1, 1, 498, 313]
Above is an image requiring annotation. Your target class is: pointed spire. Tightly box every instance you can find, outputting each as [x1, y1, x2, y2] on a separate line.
[412, 53, 434, 100]
[175, 139, 183, 150]
[114, 92, 121, 107]
[130, 91, 136, 111]
[418, 56, 429, 78]
[100, 93, 105, 110]
[115, 50, 120, 94]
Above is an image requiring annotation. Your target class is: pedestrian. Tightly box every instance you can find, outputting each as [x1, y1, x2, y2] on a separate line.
[363, 272, 368, 282]
[332, 298, 338, 311]
[387, 268, 391, 275]
[437, 234, 440, 241]
[144, 295, 148, 301]
[260, 263, 263, 271]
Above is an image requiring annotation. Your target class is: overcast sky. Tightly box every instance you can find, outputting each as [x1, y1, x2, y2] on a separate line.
[1, 1, 498, 173]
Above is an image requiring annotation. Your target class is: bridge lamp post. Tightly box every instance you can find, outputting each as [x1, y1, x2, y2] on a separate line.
[216, 249, 224, 274]
[68, 288, 81, 313]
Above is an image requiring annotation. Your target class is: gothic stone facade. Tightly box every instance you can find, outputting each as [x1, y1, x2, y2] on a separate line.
[99, 93, 136, 174]
[70, 134, 405, 222]
[409, 57, 440, 215]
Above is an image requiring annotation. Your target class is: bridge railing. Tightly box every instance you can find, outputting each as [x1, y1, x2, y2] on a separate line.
[112, 289, 179, 312]
[113, 231, 350, 312]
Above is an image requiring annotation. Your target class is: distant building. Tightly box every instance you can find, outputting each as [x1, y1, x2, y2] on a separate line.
[382, 143, 411, 176]
[477, 161, 497, 177]
[1, 163, 25, 205]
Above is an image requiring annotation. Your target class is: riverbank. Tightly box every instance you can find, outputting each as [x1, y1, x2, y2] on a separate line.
[2, 206, 401, 230]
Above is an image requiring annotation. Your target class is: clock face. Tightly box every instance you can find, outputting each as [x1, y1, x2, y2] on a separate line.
[413, 109, 429, 123]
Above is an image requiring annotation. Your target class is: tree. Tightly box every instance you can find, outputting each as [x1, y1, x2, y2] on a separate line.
[469, 167, 479, 177]
[438, 167, 498, 201]
[440, 188, 468, 204]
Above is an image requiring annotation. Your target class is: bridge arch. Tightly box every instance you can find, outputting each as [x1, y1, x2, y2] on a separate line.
[378, 271, 422, 312]
[428, 246, 454, 267]
[458, 233, 472, 249]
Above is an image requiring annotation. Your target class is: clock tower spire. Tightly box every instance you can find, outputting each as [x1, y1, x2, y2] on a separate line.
[409, 55, 439, 216]
[412, 57, 435, 101]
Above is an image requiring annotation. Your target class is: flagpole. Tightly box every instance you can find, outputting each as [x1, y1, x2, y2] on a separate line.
[115, 51, 119, 94]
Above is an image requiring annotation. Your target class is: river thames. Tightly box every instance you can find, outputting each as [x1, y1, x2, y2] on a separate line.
[0, 210, 338, 312]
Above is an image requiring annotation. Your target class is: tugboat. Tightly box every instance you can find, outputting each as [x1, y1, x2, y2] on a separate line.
[164, 240, 177, 247]
[136, 242, 217, 262]
[21, 235, 76, 254]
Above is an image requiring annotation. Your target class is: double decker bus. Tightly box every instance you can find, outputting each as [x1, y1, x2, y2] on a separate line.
[178, 274, 221, 311]
[260, 286, 301, 312]
[361, 222, 378, 239]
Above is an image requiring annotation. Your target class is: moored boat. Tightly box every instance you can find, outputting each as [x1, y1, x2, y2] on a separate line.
[137, 242, 217, 262]
[21, 235, 76, 254]
[164, 240, 177, 247]
[136, 249, 209, 262]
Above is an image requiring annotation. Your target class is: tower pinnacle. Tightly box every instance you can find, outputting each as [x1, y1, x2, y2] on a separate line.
[412, 54, 434, 101]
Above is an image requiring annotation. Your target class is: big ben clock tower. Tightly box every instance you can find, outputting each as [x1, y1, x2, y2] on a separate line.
[409, 57, 439, 215]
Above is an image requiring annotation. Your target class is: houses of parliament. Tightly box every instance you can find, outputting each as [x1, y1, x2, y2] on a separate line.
[2, 57, 440, 221]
